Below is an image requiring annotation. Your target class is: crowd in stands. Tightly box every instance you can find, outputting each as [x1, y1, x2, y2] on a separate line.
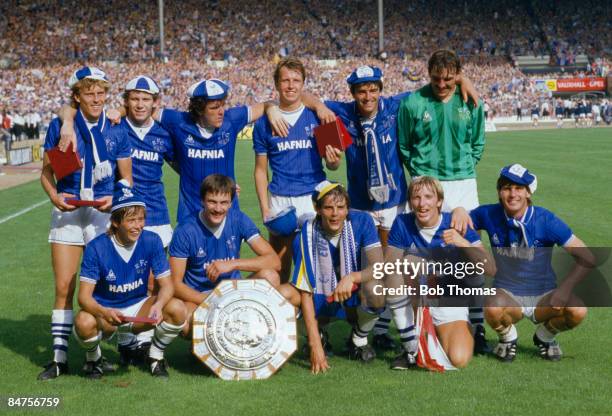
[0, 0, 610, 135]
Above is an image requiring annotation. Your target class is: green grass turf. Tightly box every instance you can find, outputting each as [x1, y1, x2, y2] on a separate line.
[1, 128, 611, 415]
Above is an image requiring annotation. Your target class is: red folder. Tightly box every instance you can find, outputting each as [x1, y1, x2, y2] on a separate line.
[119, 316, 157, 324]
[314, 116, 353, 157]
[65, 199, 104, 207]
[47, 142, 82, 181]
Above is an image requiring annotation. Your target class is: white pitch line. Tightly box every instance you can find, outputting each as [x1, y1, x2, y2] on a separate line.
[0, 199, 49, 225]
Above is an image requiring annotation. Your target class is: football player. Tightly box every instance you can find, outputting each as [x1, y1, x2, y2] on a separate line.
[169, 174, 280, 337]
[38, 67, 132, 380]
[74, 180, 186, 379]
[451, 164, 593, 362]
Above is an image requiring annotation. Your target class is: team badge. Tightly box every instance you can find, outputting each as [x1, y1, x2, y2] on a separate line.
[151, 137, 165, 152]
[192, 279, 297, 380]
[134, 259, 148, 275]
[217, 132, 231, 146]
[423, 111, 432, 123]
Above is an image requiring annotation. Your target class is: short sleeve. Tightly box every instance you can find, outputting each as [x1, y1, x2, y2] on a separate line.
[239, 211, 260, 242]
[159, 108, 183, 131]
[388, 216, 410, 250]
[464, 227, 481, 245]
[150, 234, 171, 278]
[168, 224, 192, 258]
[43, 119, 61, 151]
[80, 244, 100, 283]
[226, 106, 250, 133]
[544, 211, 573, 246]
[354, 212, 380, 249]
[162, 132, 175, 163]
[252, 120, 268, 155]
[113, 131, 132, 159]
[469, 206, 487, 231]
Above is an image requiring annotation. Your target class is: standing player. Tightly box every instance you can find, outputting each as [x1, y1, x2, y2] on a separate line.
[278, 182, 386, 374]
[116, 76, 174, 248]
[38, 67, 132, 380]
[531, 103, 540, 127]
[397, 49, 488, 352]
[253, 57, 341, 283]
[384, 177, 495, 370]
[74, 180, 186, 379]
[169, 174, 281, 337]
[555, 99, 564, 128]
[452, 164, 592, 362]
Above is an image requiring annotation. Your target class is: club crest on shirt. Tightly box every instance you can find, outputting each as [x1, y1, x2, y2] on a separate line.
[151, 137, 166, 152]
[217, 131, 231, 146]
[457, 107, 472, 121]
[105, 137, 117, 153]
[105, 269, 117, 281]
[422, 111, 432, 123]
[134, 259, 148, 275]
[226, 236, 237, 252]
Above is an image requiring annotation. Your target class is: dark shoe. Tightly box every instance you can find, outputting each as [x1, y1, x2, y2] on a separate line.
[493, 339, 518, 363]
[119, 342, 150, 366]
[533, 334, 562, 361]
[372, 333, 397, 351]
[149, 358, 169, 379]
[118, 345, 135, 366]
[37, 361, 68, 381]
[83, 358, 105, 380]
[346, 339, 376, 363]
[390, 351, 417, 370]
[473, 325, 492, 355]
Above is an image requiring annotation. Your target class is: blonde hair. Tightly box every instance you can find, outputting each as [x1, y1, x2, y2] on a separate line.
[408, 176, 444, 210]
[70, 78, 110, 107]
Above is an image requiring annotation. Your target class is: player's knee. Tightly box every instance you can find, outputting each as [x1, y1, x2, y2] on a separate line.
[565, 306, 587, 328]
[259, 269, 280, 288]
[54, 276, 76, 299]
[74, 311, 97, 335]
[484, 306, 504, 324]
[449, 347, 472, 369]
[163, 298, 187, 324]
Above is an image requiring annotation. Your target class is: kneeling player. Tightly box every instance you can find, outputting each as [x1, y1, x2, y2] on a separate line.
[385, 177, 495, 370]
[452, 164, 593, 362]
[74, 180, 186, 379]
[169, 174, 281, 337]
[278, 182, 385, 374]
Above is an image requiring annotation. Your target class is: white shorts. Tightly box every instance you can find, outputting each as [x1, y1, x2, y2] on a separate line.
[116, 296, 149, 317]
[430, 307, 469, 326]
[269, 193, 315, 222]
[356, 202, 408, 231]
[48, 207, 110, 246]
[499, 288, 553, 323]
[144, 224, 173, 248]
[440, 178, 479, 212]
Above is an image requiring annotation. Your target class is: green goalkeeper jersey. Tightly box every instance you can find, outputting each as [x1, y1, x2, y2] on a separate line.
[398, 84, 485, 180]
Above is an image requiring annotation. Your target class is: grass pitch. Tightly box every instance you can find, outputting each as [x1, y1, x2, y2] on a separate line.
[0, 127, 611, 415]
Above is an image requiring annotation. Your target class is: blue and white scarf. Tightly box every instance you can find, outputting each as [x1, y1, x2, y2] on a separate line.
[293, 217, 358, 297]
[505, 205, 534, 247]
[74, 110, 112, 200]
[361, 119, 395, 204]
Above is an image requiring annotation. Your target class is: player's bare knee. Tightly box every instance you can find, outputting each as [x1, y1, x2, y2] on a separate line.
[74, 311, 98, 337]
[565, 306, 587, 328]
[259, 269, 280, 288]
[163, 298, 187, 324]
[484, 306, 504, 325]
[449, 349, 472, 369]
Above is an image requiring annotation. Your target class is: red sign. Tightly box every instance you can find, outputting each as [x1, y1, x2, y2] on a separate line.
[554, 77, 606, 92]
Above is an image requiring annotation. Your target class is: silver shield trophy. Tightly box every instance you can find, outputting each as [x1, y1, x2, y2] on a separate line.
[192, 279, 297, 380]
